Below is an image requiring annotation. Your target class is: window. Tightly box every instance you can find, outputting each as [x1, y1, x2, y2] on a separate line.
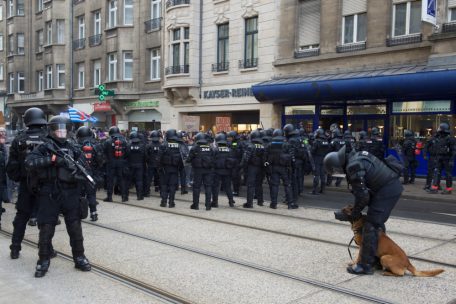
[343, 13, 366, 44]
[78, 63, 85, 89]
[17, 33, 24, 54]
[124, 0, 133, 25]
[393, 0, 421, 37]
[151, 0, 161, 19]
[8, 0, 13, 18]
[0, 34, 3, 51]
[8, 73, 14, 94]
[17, 72, 25, 93]
[123, 51, 133, 80]
[16, 0, 24, 15]
[108, 0, 117, 28]
[0, 64, 3, 81]
[0, 5, 3, 21]
[57, 64, 65, 88]
[171, 28, 180, 67]
[78, 15, 85, 39]
[298, 0, 321, 50]
[37, 70, 43, 91]
[244, 17, 258, 67]
[449, 3, 456, 22]
[8, 34, 13, 55]
[56, 20, 65, 44]
[46, 65, 52, 89]
[150, 48, 160, 80]
[94, 11, 101, 35]
[93, 60, 101, 86]
[46, 21, 52, 45]
[108, 53, 117, 81]
[37, 30, 44, 52]
[37, 0, 43, 12]
[217, 23, 229, 70]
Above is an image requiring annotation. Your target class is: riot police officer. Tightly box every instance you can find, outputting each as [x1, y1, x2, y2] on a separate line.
[227, 131, 243, 196]
[327, 130, 346, 187]
[423, 133, 438, 191]
[430, 123, 456, 194]
[103, 126, 129, 202]
[128, 132, 146, 200]
[264, 129, 297, 209]
[370, 127, 385, 161]
[0, 138, 6, 229]
[324, 146, 403, 275]
[402, 130, 418, 185]
[25, 116, 91, 277]
[158, 129, 183, 207]
[211, 133, 236, 208]
[177, 131, 189, 195]
[6, 108, 49, 259]
[343, 130, 356, 154]
[145, 130, 161, 195]
[310, 128, 331, 195]
[240, 130, 265, 208]
[76, 126, 103, 221]
[283, 124, 305, 200]
[187, 133, 214, 210]
[356, 131, 372, 152]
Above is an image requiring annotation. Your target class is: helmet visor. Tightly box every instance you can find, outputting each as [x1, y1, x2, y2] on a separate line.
[50, 123, 71, 139]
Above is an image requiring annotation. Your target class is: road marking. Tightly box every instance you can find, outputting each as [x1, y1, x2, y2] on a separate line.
[433, 212, 456, 217]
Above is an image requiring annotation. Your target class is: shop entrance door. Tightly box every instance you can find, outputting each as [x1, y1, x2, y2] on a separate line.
[348, 115, 387, 140]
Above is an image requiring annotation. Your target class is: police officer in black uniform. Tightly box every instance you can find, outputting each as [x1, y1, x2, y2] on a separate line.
[327, 129, 346, 187]
[310, 128, 331, 195]
[356, 130, 372, 152]
[25, 116, 91, 277]
[370, 127, 385, 161]
[128, 132, 146, 200]
[227, 131, 243, 196]
[402, 129, 418, 185]
[103, 126, 129, 202]
[6, 108, 49, 259]
[211, 133, 236, 208]
[187, 132, 214, 210]
[423, 133, 438, 191]
[145, 130, 161, 196]
[324, 146, 403, 275]
[343, 130, 356, 154]
[158, 129, 182, 208]
[264, 129, 297, 209]
[76, 126, 103, 221]
[283, 124, 305, 200]
[0, 140, 6, 229]
[430, 123, 456, 194]
[177, 131, 189, 195]
[240, 130, 265, 208]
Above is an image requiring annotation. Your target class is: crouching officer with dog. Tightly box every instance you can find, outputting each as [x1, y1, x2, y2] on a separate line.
[25, 116, 92, 277]
[324, 146, 403, 275]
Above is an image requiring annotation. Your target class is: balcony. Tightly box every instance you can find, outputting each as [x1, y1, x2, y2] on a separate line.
[442, 22, 456, 33]
[336, 41, 366, 53]
[294, 48, 320, 59]
[89, 34, 102, 47]
[386, 33, 422, 47]
[145, 18, 162, 32]
[212, 62, 229, 72]
[73, 38, 86, 50]
[73, 0, 84, 4]
[165, 65, 189, 75]
[239, 58, 258, 69]
[166, 0, 190, 9]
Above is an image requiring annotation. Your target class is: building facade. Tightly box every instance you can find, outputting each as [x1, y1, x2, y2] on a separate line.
[2, 0, 169, 130]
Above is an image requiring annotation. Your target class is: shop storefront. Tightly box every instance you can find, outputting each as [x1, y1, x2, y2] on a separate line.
[125, 100, 164, 131]
[181, 110, 260, 134]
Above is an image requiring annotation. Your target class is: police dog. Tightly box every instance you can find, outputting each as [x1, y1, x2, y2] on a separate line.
[340, 205, 444, 277]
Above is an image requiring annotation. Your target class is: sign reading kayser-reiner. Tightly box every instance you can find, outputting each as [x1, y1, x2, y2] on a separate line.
[203, 87, 253, 99]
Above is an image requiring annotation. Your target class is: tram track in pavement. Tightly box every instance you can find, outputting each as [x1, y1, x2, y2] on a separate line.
[98, 195, 456, 269]
[0, 229, 195, 304]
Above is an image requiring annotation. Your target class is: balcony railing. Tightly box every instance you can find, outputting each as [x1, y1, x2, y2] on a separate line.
[165, 65, 190, 75]
[386, 33, 422, 47]
[336, 41, 366, 53]
[294, 48, 320, 58]
[73, 38, 85, 50]
[239, 58, 258, 69]
[89, 34, 102, 47]
[442, 22, 456, 33]
[145, 18, 162, 32]
[166, 0, 190, 9]
[212, 62, 229, 72]
[73, 0, 84, 4]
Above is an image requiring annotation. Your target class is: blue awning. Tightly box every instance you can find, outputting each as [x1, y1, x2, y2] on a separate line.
[252, 65, 456, 104]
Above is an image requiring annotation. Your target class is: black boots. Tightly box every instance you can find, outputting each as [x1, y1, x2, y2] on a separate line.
[181, 187, 188, 195]
[270, 203, 277, 209]
[288, 203, 299, 209]
[160, 200, 167, 207]
[28, 218, 37, 226]
[103, 196, 113, 202]
[190, 203, 199, 210]
[10, 245, 20, 259]
[243, 203, 253, 208]
[35, 259, 50, 278]
[347, 222, 378, 275]
[90, 212, 98, 222]
[211, 201, 219, 208]
[228, 200, 235, 208]
[168, 201, 175, 208]
[121, 196, 128, 202]
[74, 256, 91, 272]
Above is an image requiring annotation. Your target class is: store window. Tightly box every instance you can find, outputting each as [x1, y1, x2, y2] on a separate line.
[347, 104, 386, 115]
[393, 0, 421, 37]
[284, 105, 316, 115]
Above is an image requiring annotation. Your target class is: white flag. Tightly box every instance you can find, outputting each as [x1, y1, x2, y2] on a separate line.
[422, 0, 437, 25]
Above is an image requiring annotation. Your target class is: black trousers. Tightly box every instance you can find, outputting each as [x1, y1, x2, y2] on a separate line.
[246, 165, 263, 205]
[106, 162, 128, 198]
[312, 157, 326, 191]
[160, 167, 178, 203]
[231, 165, 241, 193]
[82, 181, 97, 213]
[403, 158, 418, 183]
[192, 169, 213, 205]
[432, 157, 453, 189]
[129, 163, 144, 198]
[270, 167, 293, 205]
[212, 173, 233, 203]
[146, 166, 160, 194]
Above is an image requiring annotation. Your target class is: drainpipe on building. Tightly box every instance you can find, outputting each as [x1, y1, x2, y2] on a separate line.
[198, 0, 203, 98]
[69, 0, 74, 107]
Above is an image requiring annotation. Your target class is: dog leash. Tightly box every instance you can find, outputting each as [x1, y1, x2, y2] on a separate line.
[348, 236, 355, 262]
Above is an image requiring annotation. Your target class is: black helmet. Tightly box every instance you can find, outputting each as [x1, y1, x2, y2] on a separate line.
[437, 122, 450, 134]
[24, 107, 47, 127]
[195, 132, 208, 145]
[150, 130, 161, 141]
[266, 128, 274, 137]
[227, 130, 238, 139]
[129, 132, 141, 143]
[315, 128, 325, 138]
[333, 129, 342, 138]
[323, 146, 346, 175]
[330, 123, 339, 133]
[249, 130, 262, 143]
[76, 126, 93, 140]
[109, 126, 120, 136]
[343, 130, 353, 139]
[165, 129, 178, 141]
[48, 115, 72, 144]
[299, 128, 307, 137]
[215, 133, 227, 145]
[272, 129, 285, 142]
[371, 127, 380, 136]
[283, 124, 299, 137]
[404, 129, 413, 138]
[359, 130, 367, 139]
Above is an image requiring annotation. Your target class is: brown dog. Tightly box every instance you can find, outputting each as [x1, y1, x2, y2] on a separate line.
[341, 205, 444, 277]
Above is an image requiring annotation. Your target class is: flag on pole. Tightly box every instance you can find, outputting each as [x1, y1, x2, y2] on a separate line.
[68, 107, 98, 123]
[422, 0, 437, 26]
